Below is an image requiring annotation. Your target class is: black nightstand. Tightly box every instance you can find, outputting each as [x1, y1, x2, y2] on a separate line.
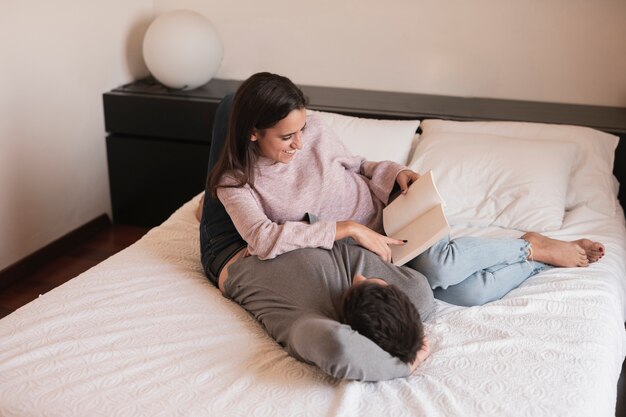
[103, 77, 241, 226]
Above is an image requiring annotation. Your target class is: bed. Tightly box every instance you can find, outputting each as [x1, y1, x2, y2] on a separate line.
[1, 85, 626, 417]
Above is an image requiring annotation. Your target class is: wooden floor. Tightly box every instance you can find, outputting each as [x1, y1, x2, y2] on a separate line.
[0, 224, 149, 318]
[0, 223, 625, 416]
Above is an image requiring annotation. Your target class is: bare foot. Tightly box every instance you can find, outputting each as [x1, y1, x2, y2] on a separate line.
[522, 232, 590, 267]
[575, 239, 605, 263]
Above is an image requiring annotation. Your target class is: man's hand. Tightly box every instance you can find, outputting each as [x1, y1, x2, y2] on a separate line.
[409, 336, 430, 374]
[396, 170, 420, 195]
[195, 194, 205, 222]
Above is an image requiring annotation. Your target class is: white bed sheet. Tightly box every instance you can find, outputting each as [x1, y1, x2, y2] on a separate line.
[1, 194, 625, 417]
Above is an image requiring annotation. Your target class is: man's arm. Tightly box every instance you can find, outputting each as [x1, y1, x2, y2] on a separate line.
[287, 313, 411, 382]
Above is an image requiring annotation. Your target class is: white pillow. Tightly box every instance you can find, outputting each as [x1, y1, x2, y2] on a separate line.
[409, 131, 579, 232]
[308, 110, 420, 164]
[421, 119, 619, 216]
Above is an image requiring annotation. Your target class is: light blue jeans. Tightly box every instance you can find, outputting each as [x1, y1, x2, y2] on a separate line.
[406, 236, 549, 306]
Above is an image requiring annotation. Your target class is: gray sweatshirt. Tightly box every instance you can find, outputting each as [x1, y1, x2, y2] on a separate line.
[224, 240, 434, 381]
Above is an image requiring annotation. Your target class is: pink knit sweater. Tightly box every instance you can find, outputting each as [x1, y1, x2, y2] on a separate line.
[217, 114, 406, 259]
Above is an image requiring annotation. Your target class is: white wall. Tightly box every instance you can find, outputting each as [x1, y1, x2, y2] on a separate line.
[154, 0, 626, 107]
[0, 1, 152, 270]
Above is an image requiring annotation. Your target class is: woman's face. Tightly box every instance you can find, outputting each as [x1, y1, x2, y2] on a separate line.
[252, 108, 307, 164]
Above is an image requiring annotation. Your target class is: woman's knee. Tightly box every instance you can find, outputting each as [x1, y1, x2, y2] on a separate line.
[408, 257, 448, 289]
[409, 243, 459, 288]
[433, 276, 496, 306]
[434, 287, 491, 307]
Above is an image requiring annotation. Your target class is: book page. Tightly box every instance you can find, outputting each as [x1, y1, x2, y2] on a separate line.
[383, 170, 445, 236]
[389, 204, 450, 266]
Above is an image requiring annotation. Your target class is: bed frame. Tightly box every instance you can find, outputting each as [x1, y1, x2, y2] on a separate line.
[105, 77, 626, 225]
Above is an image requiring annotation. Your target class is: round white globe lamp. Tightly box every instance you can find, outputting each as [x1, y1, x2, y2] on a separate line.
[142, 10, 223, 90]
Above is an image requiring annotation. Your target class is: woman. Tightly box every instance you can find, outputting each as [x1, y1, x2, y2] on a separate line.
[202, 72, 604, 306]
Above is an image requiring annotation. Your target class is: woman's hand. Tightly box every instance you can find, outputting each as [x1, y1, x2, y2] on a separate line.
[396, 169, 420, 194]
[336, 221, 405, 263]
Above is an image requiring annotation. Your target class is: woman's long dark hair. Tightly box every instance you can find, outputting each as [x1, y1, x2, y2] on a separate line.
[206, 72, 308, 197]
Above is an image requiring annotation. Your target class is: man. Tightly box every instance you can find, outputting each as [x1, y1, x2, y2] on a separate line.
[222, 239, 434, 381]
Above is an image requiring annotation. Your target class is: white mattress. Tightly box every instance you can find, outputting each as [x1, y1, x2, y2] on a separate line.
[1, 194, 625, 417]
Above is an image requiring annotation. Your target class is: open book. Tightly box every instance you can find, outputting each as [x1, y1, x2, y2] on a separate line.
[383, 170, 450, 266]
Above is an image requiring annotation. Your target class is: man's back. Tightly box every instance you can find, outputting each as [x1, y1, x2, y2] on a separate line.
[224, 241, 434, 381]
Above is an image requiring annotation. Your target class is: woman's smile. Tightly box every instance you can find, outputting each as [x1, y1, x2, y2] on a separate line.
[252, 108, 307, 164]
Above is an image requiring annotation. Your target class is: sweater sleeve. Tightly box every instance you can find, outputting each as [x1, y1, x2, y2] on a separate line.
[360, 160, 407, 205]
[287, 313, 411, 381]
[217, 184, 336, 260]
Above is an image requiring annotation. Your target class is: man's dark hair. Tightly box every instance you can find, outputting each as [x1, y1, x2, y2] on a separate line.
[342, 282, 423, 363]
